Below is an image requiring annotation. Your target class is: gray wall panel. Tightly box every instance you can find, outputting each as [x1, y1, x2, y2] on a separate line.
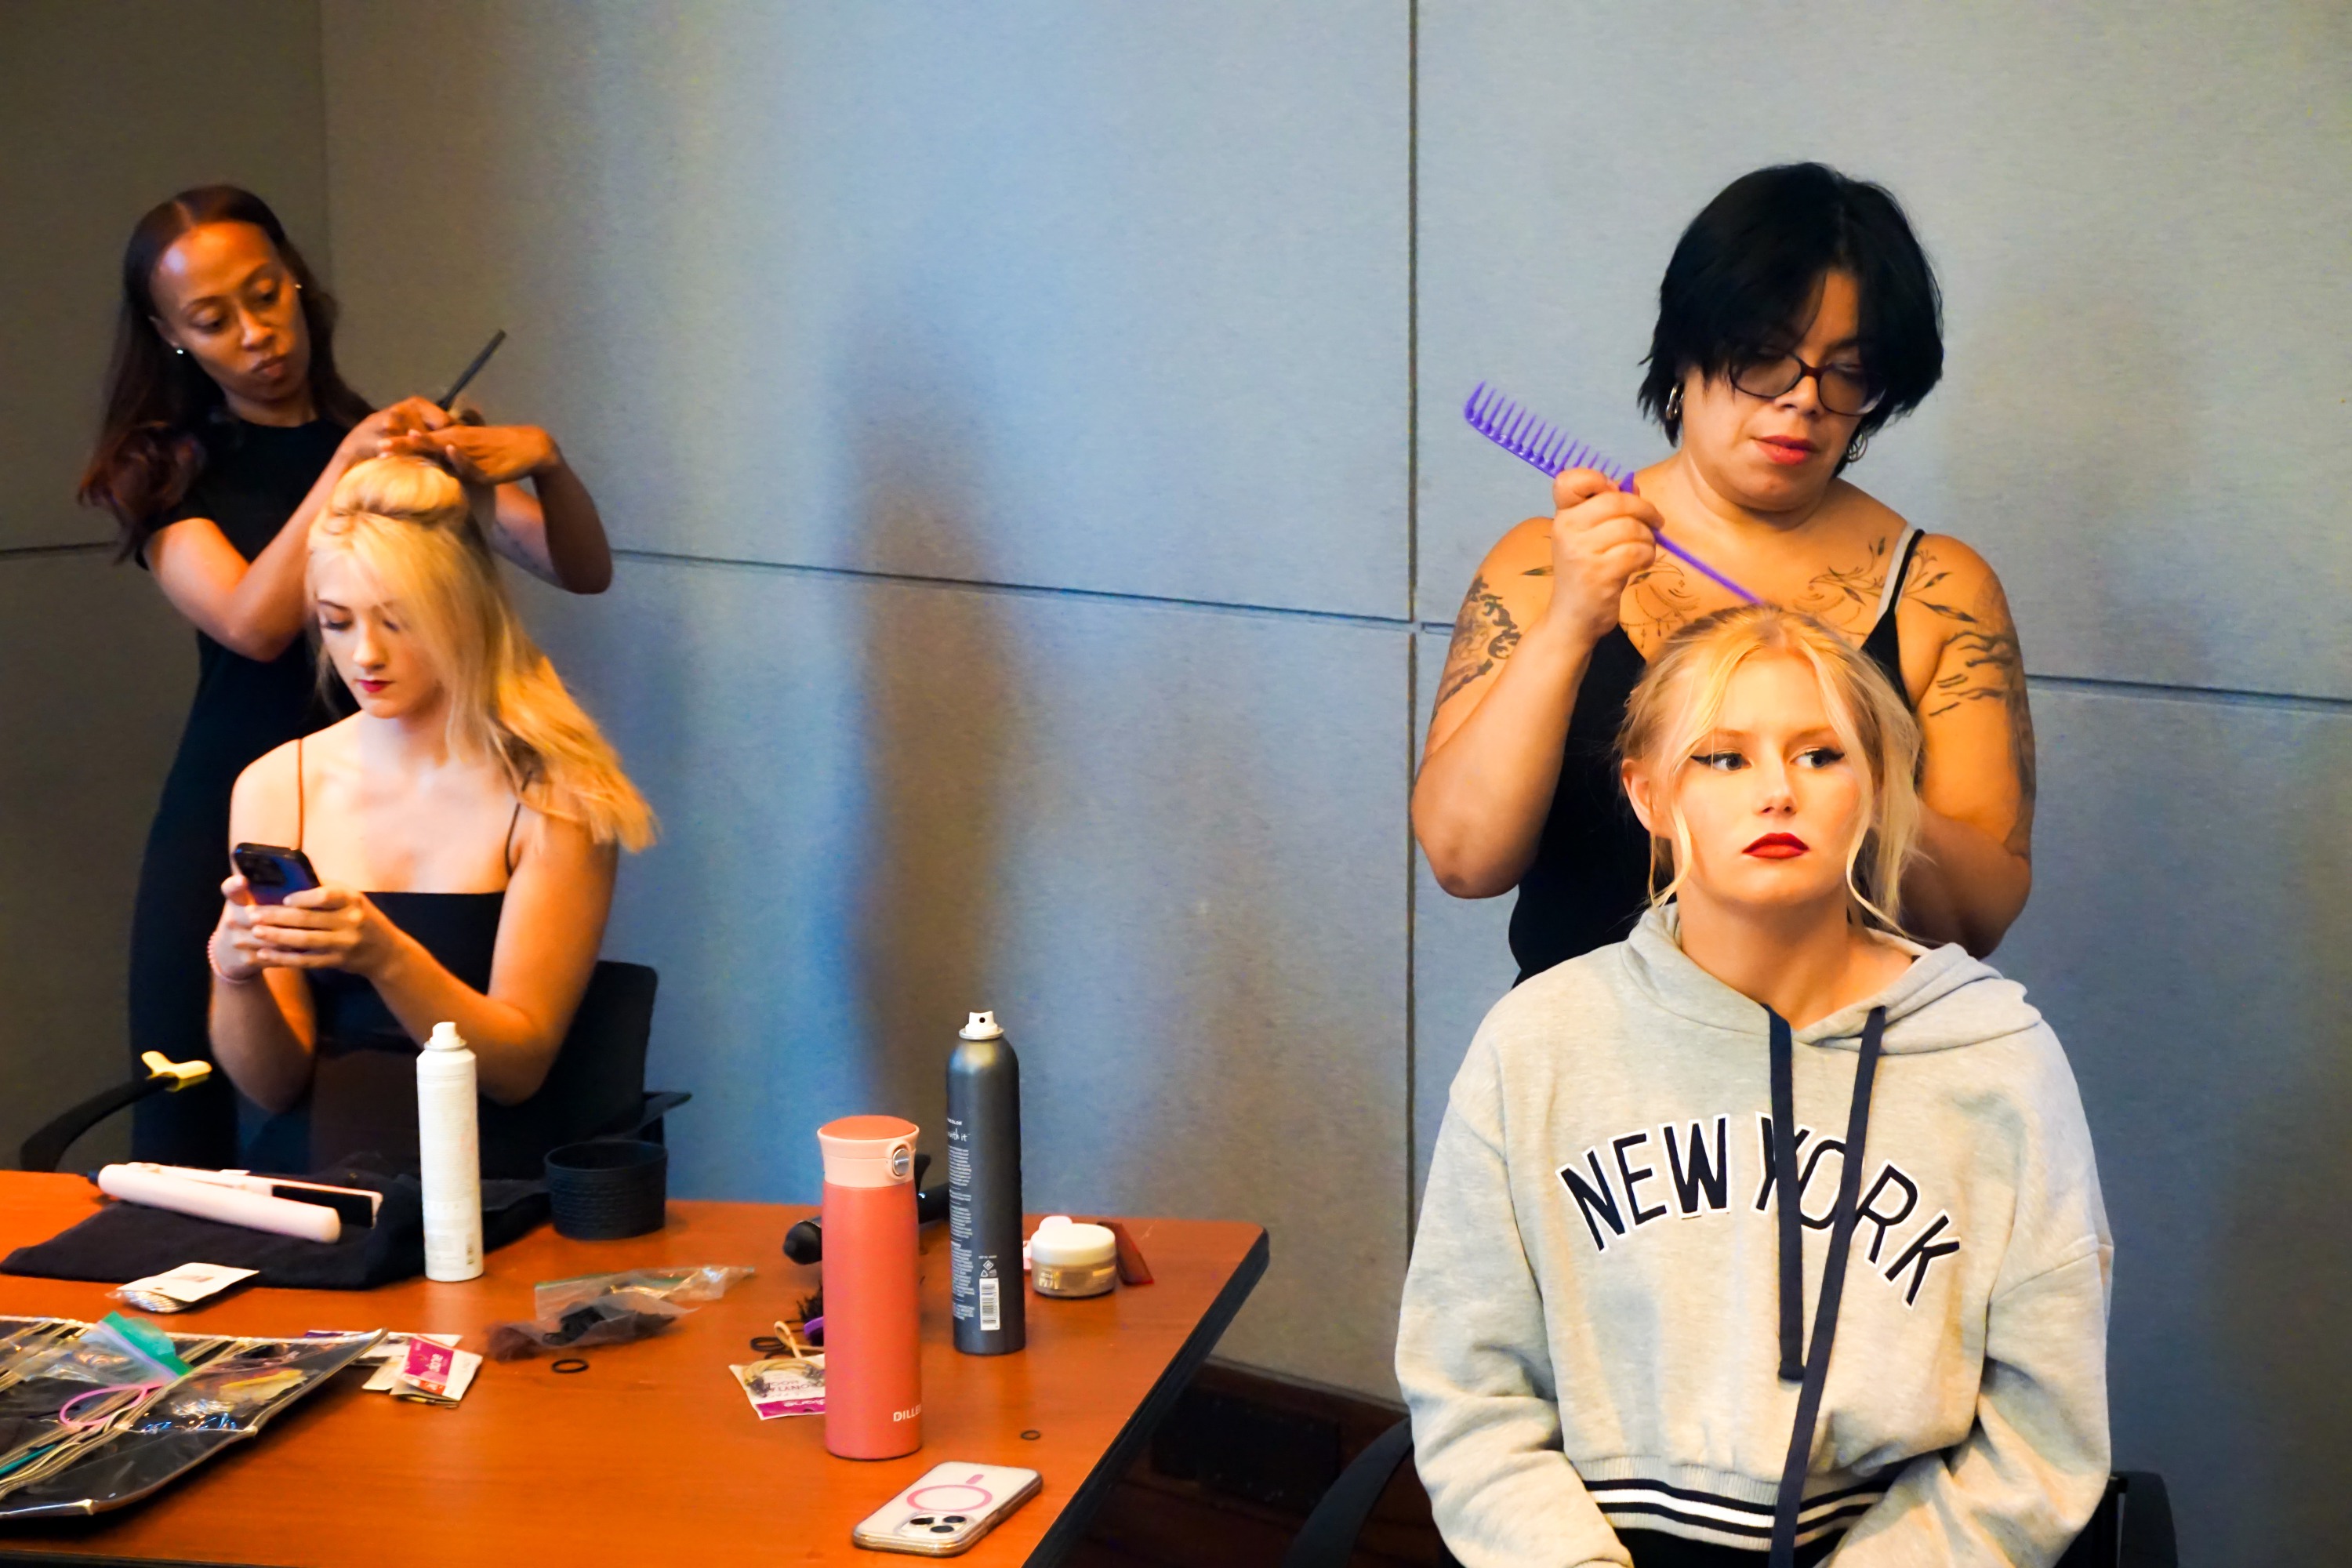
[0, 0, 328, 551]
[321, 1, 1408, 618]
[0, 2, 325, 1168]
[1417, 2, 2352, 698]
[1998, 683, 2352, 1565]
[1409, 626, 1515, 1206]
[0, 555, 194, 1167]
[517, 562, 1411, 1393]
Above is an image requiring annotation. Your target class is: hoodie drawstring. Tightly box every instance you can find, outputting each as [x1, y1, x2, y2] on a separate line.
[1766, 1004, 1887, 1568]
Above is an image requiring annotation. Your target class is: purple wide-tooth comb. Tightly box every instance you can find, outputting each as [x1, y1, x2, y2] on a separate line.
[1464, 382, 1758, 603]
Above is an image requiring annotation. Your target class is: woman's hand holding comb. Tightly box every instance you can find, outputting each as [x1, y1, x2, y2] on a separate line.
[1541, 467, 1663, 647]
[387, 421, 561, 486]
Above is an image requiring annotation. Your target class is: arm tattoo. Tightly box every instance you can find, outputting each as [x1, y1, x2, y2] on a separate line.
[1435, 574, 1523, 708]
[1913, 554, 2038, 856]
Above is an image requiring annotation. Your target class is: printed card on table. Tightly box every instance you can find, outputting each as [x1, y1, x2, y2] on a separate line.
[728, 1356, 824, 1419]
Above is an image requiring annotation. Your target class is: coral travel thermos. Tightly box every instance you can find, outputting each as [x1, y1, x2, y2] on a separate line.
[948, 1010, 1025, 1355]
[818, 1115, 923, 1458]
[416, 1021, 483, 1282]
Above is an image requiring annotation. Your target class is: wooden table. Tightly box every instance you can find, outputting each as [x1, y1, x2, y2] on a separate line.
[0, 1173, 1266, 1566]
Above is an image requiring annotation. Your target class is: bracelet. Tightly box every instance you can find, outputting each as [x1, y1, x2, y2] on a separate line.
[207, 929, 258, 986]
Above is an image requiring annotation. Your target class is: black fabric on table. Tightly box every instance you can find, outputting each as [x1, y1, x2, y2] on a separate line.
[0, 1162, 546, 1290]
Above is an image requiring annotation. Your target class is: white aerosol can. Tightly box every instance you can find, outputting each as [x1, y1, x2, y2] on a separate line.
[417, 1021, 484, 1281]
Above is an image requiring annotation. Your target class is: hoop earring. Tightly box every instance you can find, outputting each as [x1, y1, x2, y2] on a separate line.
[1844, 431, 1870, 465]
[1664, 385, 1683, 425]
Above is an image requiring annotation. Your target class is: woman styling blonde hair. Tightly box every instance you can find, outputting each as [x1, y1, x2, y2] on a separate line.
[209, 456, 653, 1174]
[1399, 600, 2108, 1567]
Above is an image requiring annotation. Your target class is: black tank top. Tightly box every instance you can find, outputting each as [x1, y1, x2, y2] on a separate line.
[241, 740, 523, 1174]
[148, 419, 354, 813]
[1506, 528, 1926, 983]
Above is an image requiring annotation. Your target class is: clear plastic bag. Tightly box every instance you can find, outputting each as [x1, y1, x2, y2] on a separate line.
[485, 1265, 755, 1362]
[532, 1265, 753, 1318]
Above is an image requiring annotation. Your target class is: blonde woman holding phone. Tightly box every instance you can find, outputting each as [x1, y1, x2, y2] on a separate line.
[207, 456, 652, 1174]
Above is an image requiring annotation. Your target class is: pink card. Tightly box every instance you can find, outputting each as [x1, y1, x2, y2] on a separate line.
[401, 1335, 457, 1397]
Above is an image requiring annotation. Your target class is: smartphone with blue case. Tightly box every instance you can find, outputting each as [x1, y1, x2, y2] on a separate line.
[230, 843, 321, 906]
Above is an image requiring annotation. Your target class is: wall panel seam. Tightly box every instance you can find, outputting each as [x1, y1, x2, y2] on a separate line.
[2027, 673, 2352, 714]
[0, 543, 110, 562]
[1403, 622, 2352, 713]
[1405, 0, 1419, 629]
[609, 547, 1418, 633]
[1404, 633, 1420, 1243]
[1403, 0, 1421, 1250]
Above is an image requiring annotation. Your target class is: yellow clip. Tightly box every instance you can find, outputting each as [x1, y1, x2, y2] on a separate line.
[140, 1053, 213, 1093]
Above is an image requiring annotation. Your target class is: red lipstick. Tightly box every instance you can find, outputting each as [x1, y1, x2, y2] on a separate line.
[1744, 833, 1808, 858]
[1756, 436, 1816, 466]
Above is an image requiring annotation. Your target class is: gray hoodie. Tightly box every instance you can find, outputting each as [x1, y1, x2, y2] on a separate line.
[1397, 908, 2112, 1566]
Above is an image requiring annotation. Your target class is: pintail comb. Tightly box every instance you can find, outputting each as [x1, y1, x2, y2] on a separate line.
[1463, 382, 1758, 603]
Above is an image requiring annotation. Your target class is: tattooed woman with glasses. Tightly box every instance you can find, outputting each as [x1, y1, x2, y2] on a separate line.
[1414, 163, 2035, 979]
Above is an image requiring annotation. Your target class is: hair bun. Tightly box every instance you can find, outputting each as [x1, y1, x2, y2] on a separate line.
[327, 454, 470, 531]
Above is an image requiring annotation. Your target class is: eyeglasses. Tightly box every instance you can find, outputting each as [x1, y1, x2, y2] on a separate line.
[1730, 352, 1885, 417]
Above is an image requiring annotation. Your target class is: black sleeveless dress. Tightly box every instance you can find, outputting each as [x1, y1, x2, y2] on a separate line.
[238, 747, 525, 1176]
[239, 893, 506, 1176]
[127, 419, 350, 1164]
[1507, 530, 1926, 983]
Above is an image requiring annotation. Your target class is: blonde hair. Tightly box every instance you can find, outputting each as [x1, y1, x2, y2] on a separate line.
[310, 456, 655, 851]
[1618, 604, 1918, 932]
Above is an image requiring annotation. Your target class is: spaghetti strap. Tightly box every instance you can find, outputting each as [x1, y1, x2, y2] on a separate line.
[503, 798, 524, 878]
[294, 735, 305, 851]
[1871, 527, 1925, 626]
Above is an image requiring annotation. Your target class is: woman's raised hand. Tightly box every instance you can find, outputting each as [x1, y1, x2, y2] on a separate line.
[1543, 466, 1663, 646]
[387, 422, 559, 486]
[336, 397, 452, 467]
[216, 876, 402, 978]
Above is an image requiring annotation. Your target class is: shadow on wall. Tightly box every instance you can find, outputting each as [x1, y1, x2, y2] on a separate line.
[845, 327, 1015, 1157]
[2223, 750, 2352, 1557]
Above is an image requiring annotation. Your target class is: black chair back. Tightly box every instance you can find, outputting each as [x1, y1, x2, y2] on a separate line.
[477, 960, 659, 1179]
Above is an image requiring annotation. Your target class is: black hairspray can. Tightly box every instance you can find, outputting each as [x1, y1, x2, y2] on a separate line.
[947, 1010, 1025, 1354]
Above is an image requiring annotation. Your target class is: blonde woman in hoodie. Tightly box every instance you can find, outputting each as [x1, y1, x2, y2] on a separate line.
[1397, 604, 2109, 1568]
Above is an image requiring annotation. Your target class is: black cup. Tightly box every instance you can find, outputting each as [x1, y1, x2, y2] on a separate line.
[545, 1139, 668, 1240]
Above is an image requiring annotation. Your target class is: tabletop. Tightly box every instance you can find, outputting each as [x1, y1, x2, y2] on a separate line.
[0, 1172, 1267, 1566]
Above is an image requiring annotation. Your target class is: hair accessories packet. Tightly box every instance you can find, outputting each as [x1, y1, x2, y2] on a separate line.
[109, 1263, 259, 1314]
[485, 1265, 755, 1362]
[532, 1265, 753, 1317]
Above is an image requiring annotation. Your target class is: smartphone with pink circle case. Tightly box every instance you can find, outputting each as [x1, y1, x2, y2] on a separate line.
[850, 1462, 1042, 1556]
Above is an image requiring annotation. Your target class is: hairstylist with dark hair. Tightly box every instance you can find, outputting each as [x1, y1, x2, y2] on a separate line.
[1414, 163, 2034, 980]
[78, 185, 615, 1164]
